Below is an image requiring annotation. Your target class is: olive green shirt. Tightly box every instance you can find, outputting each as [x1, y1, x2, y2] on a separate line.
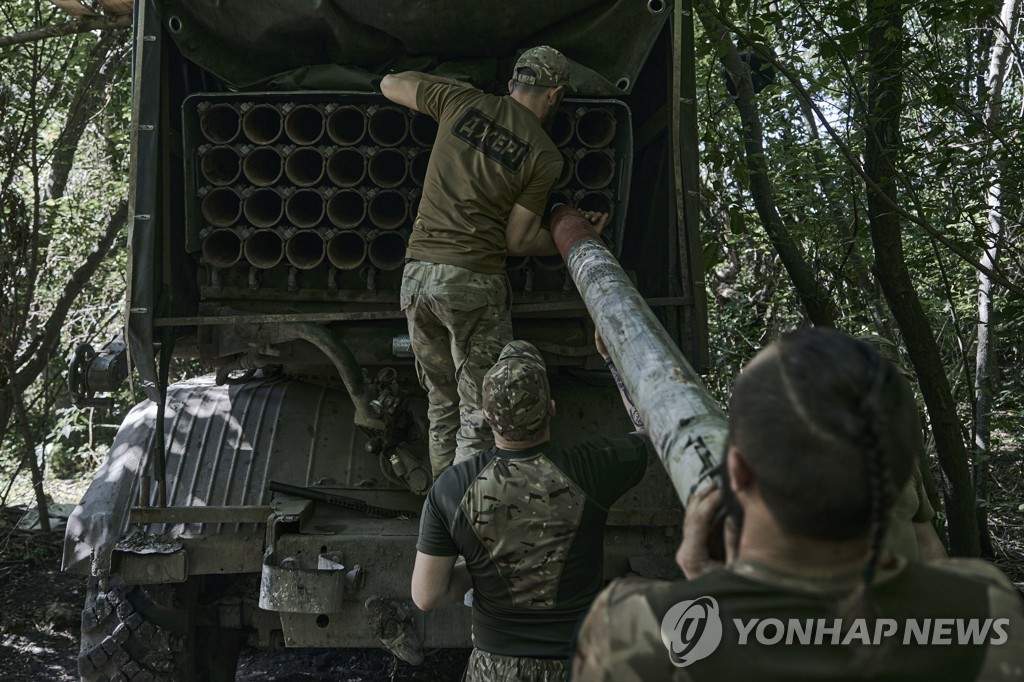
[575, 557, 1024, 681]
[408, 81, 562, 274]
[885, 466, 935, 560]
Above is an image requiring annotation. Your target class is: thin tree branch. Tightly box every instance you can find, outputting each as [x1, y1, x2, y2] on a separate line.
[0, 14, 130, 52]
[15, 199, 128, 386]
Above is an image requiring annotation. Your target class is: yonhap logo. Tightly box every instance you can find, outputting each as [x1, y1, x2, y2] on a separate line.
[660, 596, 724, 667]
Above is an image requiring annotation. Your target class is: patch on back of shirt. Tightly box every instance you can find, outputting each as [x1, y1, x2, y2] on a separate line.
[451, 108, 531, 172]
[461, 454, 584, 608]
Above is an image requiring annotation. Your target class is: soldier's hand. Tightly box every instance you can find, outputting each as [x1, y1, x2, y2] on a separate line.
[580, 210, 610, 235]
[676, 483, 726, 579]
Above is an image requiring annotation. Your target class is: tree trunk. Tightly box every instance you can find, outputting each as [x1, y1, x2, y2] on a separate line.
[864, 0, 981, 557]
[47, 30, 129, 200]
[695, 0, 837, 327]
[974, 0, 1020, 558]
[8, 384, 49, 532]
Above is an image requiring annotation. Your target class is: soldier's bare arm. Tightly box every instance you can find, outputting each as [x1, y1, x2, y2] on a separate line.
[381, 71, 463, 111]
[380, 72, 425, 111]
[506, 203, 559, 256]
[410, 551, 472, 611]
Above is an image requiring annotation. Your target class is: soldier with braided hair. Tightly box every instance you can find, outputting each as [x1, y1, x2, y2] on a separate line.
[574, 327, 1024, 681]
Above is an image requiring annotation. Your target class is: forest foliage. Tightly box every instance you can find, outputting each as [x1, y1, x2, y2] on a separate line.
[0, 0, 1021, 558]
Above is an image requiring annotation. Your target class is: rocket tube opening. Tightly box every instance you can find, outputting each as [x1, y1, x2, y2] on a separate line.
[285, 147, 325, 187]
[409, 113, 438, 147]
[367, 106, 408, 147]
[327, 105, 366, 145]
[285, 188, 325, 228]
[242, 104, 283, 144]
[326, 148, 366, 188]
[368, 189, 407, 230]
[576, 191, 614, 218]
[575, 108, 617, 148]
[327, 189, 366, 229]
[327, 231, 367, 270]
[367, 148, 408, 188]
[549, 108, 574, 147]
[200, 145, 241, 186]
[409, 149, 430, 186]
[549, 190, 572, 208]
[575, 150, 615, 190]
[284, 104, 325, 145]
[202, 229, 242, 267]
[244, 229, 285, 269]
[285, 230, 326, 270]
[201, 187, 242, 227]
[368, 230, 406, 270]
[200, 103, 240, 144]
[243, 146, 283, 187]
[243, 188, 284, 228]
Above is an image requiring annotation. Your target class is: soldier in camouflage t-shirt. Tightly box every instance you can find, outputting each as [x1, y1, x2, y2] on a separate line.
[573, 328, 1024, 681]
[410, 341, 648, 682]
[382, 48, 607, 480]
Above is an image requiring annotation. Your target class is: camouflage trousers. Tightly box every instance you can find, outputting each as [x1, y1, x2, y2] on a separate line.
[463, 648, 569, 682]
[400, 261, 512, 479]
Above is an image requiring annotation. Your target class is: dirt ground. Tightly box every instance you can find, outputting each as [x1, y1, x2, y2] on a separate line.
[0, 507, 469, 681]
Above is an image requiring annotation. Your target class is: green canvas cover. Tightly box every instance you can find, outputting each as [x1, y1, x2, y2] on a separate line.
[157, 0, 669, 94]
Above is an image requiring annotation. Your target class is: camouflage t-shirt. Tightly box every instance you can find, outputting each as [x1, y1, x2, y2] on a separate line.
[885, 466, 935, 560]
[407, 81, 563, 274]
[417, 435, 649, 658]
[574, 557, 1024, 681]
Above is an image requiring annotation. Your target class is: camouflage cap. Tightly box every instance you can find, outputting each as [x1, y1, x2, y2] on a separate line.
[513, 46, 570, 88]
[482, 340, 551, 440]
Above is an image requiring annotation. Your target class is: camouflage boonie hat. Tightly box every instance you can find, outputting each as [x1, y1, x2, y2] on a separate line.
[513, 46, 570, 88]
[482, 340, 551, 439]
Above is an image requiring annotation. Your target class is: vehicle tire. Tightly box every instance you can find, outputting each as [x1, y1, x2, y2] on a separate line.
[77, 576, 242, 682]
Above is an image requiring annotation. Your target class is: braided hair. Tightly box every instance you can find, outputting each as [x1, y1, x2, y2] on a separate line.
[729, 328, 920, 541]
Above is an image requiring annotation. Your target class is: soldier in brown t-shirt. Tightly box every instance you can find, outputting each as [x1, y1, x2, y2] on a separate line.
[381, 47, 608, 479]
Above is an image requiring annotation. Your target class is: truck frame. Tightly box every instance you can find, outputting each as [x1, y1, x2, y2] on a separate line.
[63, 1, 707, 679]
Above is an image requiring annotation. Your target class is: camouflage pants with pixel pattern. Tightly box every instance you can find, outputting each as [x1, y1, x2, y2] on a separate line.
[400, 261, 512, 479]
[463, 648, 568, 682]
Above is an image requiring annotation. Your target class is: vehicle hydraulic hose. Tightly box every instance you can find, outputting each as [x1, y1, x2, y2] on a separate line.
[257, 323, 379, 429]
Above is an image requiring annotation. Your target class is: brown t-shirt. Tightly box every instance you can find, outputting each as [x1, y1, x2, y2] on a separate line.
[407, 81, 562, 274]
